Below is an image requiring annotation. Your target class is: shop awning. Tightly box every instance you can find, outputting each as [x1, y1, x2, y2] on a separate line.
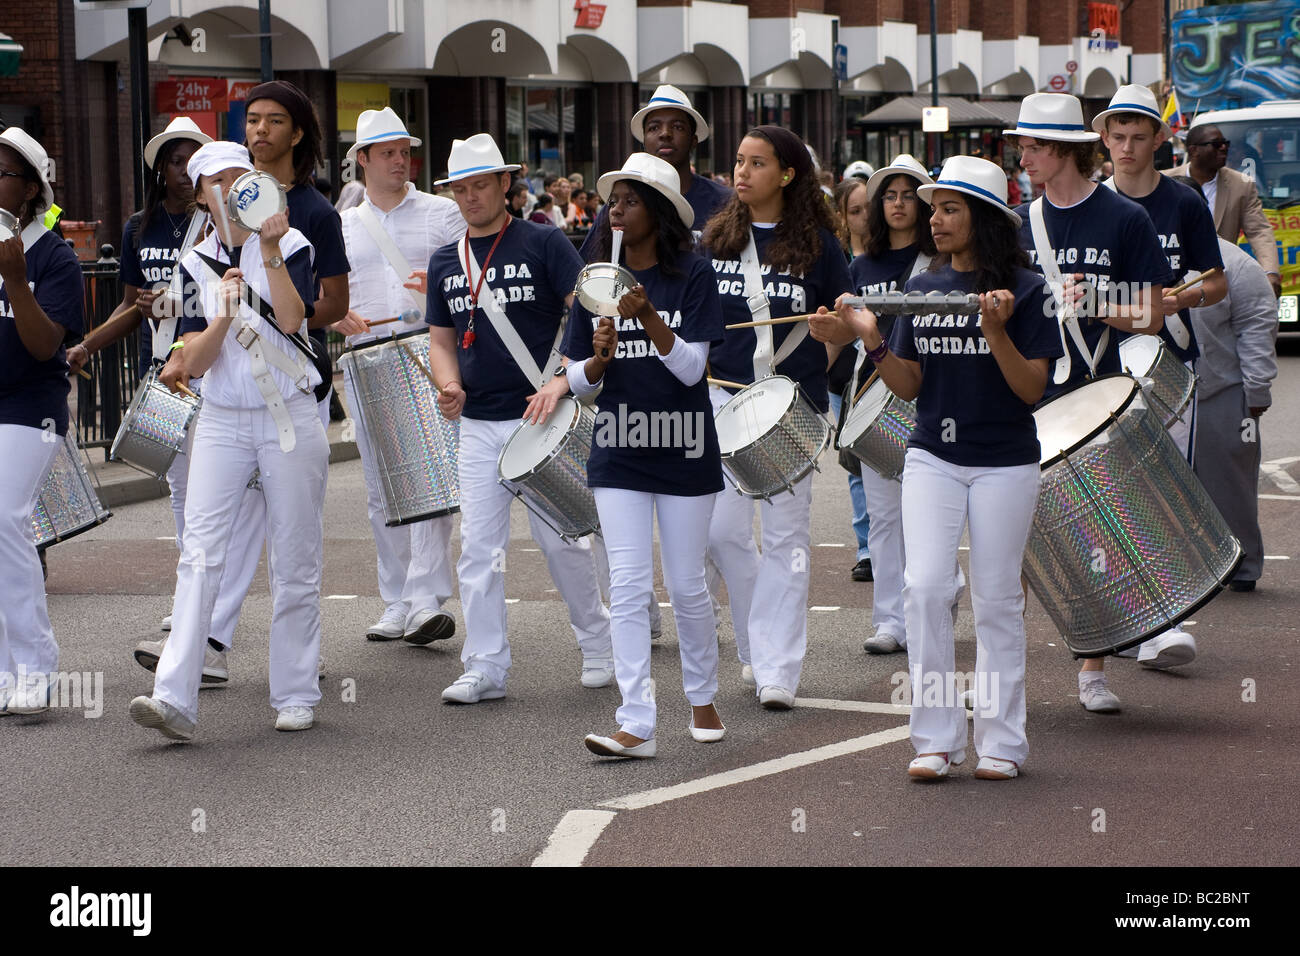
[858, 95, 1020, 128]
[0, 32, 22, 78]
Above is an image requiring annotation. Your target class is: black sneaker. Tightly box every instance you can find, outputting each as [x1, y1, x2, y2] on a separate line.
[1228, 579, 1256, 592]
[851, 558, 873, 582]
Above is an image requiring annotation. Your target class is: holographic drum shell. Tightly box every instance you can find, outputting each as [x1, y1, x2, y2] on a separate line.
[713, 375, 831, 499]
[110, 366, 201, 478]
[497, 397, 599, 541]
[837, 376, 917, 482]
[30, 429, 112, 549]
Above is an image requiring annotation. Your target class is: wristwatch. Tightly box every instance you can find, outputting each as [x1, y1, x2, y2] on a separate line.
[264, 254, 284, 270]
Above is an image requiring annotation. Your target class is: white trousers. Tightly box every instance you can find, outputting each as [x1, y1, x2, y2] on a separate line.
[342, 362, 454, 614]
[593, 487, 718, 740]
[0, 424, 60, 685]
[704, 385, 759, 667]
[456, 416, 611, 685]
[153, 398, 328, 721]
[861, 467, 906, 642]
[901, 448, 1039, 766]
[590, 535, 662, 634]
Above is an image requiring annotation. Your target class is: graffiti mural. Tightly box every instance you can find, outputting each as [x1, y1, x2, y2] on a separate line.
[1171, 1, 1300, 110]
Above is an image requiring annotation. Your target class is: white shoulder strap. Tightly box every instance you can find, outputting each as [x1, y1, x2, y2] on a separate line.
[355, 201, 421, 318]
[153, 212, 209, 362]
[739, 232, 808, 379]
[459, 235, 565, 391]
[1030, 198, 1108, 383]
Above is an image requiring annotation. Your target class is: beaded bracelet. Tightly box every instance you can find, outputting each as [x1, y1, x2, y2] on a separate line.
[865, 339, 889, 363]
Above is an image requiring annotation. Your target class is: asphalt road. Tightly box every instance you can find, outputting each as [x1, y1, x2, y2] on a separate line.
[5, 343, 1300, 867]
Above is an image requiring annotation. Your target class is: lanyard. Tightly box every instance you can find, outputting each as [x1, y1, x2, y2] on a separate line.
[461, 216, 510, 348]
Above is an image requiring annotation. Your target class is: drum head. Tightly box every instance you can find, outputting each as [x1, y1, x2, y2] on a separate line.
[575, 262, 637, 315]
[1034, 374, 1139, 466]
[714, 377, 796, 455]
[1119, 335, 1160, 378]
[0, 208, 17, 241]
[228, 171, 286, 231]
[499, 398, 580, 481]
[839, 377, 891, 446]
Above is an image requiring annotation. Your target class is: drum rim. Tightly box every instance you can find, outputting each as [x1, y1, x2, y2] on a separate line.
[343, 327, 429, 355]
[0, 207, 18, 240]
[109, 366, 200, 467]
[836, 376, 902, 449]
[1118, 334, 1195, 422]
[1034, 373, 1141, 470]
[497, 396, 584, 483]
[227, 170, 286, 231]
[575, 261, 639, 315]
[714, 374, 801, 455]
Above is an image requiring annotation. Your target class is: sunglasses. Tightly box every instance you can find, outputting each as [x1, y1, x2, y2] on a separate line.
[1193, 139, 1231, 150]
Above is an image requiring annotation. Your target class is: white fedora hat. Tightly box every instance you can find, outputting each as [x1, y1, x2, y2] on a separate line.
[630, 85, 710, 144]
[1092, 84, 1172, 138]
[346, 106, 422, 162]
[435, 133, 521, 187]
[843, 160, 874, 181]
[0, 127, 54, 213]
[917, 155, 1021, 225]
[145, 116, 214, 170]
[865, 154, 935, 205]
[1003, 92, 1100, 143]
[596, 153, 694, 228]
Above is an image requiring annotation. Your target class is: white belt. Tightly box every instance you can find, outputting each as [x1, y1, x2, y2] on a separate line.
[235, 321, 310, 452]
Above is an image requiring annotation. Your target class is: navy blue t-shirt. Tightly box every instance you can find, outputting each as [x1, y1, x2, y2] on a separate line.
[563, 252, 724, 496]
[427, 218, 582, 421]
[890, 264, 1062, 467]
[0, 231, 84, 435]
[849, 243, 927, 379]
[1115, 176, 1223, 363]
[706, 225, 853, 413]
[579, 171, 732, 258]
[121, 210, 196, 371]
[1015, 186, 1173, 399]
[286, 182, 349, 342]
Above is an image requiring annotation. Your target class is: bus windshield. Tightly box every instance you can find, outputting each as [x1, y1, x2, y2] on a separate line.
[1215, 118, 1300, 210]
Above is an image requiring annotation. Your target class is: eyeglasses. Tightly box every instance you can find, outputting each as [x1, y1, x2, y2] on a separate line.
[1193, 140, 1231, 150]
[882, 191, 918, 204]
[0, 169, 25, 180]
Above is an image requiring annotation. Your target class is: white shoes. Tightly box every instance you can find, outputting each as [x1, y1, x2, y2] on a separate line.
[133, 635, 228, 684]
[275, 706, 314, 731]
[403, 607, 456, 645]
[160, 613, 172, 631]
[6, 672, 52, 715]
[441, 670, 506, 704]
[1137, 630, 1197, 670]
[759, 685, 795, 710]
[584, 733, 657, 758]
[689, 717, 726, 743]
[974, 756, 1018, 780]
[908, 751, 965, 779]
[128, 695, 195, 741]
[365, 604, 408, 642]
[740, 664, 755, 687]
[863, 631, 904, 655]
[580, 659, 616, 689]
[1078, 674, 1122, 713]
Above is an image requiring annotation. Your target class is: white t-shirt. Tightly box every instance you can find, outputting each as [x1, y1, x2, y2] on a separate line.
[1201, 173, 1218, 214]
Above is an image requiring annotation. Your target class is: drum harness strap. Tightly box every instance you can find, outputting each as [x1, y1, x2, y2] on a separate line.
[739, 234, 806, 383]
[152, 213, 210, 363]
[1030, 198, 1107, 386]
[1101, 177, 1191, 350]
[193, 250, 317, 453]
[354, 202, 424, 331]
[459, 237, 566, 391]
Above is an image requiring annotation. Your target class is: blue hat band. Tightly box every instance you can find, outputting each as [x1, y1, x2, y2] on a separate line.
[360, 130, 412, 143]
[1104, 102, 1161, 120]
[448, 163, 504, 178]
[648, 96, 690, 107]
[1014, 120, 1086, 131]
[935, 178, 1008, 208]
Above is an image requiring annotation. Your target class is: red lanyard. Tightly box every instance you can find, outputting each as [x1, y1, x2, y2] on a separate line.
[460, 216, 510, 349]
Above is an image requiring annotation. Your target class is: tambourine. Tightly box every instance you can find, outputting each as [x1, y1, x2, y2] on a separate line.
[227, 170, 287, 232]
[573, 261, 638, 316]
[0, 208, 18, 241]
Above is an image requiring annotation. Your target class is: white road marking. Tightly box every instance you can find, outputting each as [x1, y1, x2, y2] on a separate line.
[1261, 460, 1300, 493]
[324, 594, 357, 600]
[810, 605, 841, 612]
[504, 598, 520, 604]
[531, 809, 618, 868]
[796, 697, 911, 716]
[1259, 494, 1300, 501]
[154, 536, 174, 541]
[1264, 555, 1291, 560]
[817, 542, 846, 547]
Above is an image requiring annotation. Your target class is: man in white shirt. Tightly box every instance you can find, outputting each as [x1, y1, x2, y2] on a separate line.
[335, 108, 465, 643]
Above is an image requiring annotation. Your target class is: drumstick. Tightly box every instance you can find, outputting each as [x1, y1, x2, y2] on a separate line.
[395, 338, 442, 394]
[211, 183, 235, 251]
[366, 316, 404, 327]
[851, 370, 880, 405]
[601, 229, 623, 360]
[707, 377, 748, 390]
[725, 314, 812, 330]
[75, 367, 92, 380]
[175, 383, 198, 400]
[1167, 267, 1221, 298]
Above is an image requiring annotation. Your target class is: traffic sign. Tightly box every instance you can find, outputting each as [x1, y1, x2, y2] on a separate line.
[1048, 74, 1069, 92]
[1066, 60, 1078, 74]
[922, 107, 949, 132]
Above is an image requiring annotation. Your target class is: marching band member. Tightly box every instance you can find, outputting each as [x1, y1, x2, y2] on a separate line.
[336, 107, 463, 645]
[1004, 93, 1172, 713]
[425, 133, 613, 703]
[0, 128, 82, 716]
[130, 141, 328, 739]
[1095, 85, 1226, 670]
[564, 154, 726, 759]
[838, 155, 1062, 780]
[702, 125, 853, 708]
[67, 116, 211, 636]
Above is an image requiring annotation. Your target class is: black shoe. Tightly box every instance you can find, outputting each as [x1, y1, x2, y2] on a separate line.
[1228, 579, 1256, 592]
[851, 558, 873, 582]
[329, 390, 346, 422]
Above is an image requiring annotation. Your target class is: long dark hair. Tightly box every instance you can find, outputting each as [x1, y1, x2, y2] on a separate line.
[701, 128, 836, 275]
[134, 138, 190, 252]
[866, 173, 936, 259]
[588, 178, 693, 278]
[934, 191, 1028, 293]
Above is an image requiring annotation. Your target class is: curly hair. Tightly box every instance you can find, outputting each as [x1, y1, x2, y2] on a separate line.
[587, 178, 693, 279]
[701, 129, 837, 275]
[865, 172, 936, 260]
[1015, 136, 1101, 179]
[930, 190, 1028, 293]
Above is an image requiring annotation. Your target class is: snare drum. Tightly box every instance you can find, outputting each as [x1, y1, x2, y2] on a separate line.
[1119, 334, 1195, 428]
[714, 375, 831, 499]
[1023, 375, 1242, 658]
[337, 330, 460, 526]
[574, 262, 638, 316]
[497, 397, 600, 540]
[836, 377, 917, 481]
[110, 366, 202, 478]
[227, 170, 287, 232]
[30, 430, 112, 549]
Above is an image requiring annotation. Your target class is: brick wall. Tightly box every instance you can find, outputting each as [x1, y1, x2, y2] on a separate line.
[1123, 0, 1164, 54]
[975, 0, 1029, 40]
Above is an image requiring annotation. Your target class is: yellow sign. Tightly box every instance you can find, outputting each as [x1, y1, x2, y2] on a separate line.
[336, 82, 389, 131]
[1257, 205, 1300, 296]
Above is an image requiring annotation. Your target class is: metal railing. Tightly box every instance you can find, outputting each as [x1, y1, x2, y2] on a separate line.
[74, 247, 144, 457]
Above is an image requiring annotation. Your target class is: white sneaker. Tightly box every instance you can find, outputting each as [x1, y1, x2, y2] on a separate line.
[160, 613, 172, 631]
[366, 604, 408, 642]
[275, 706, 314, 731]
[1137, 630, 1197, 670]
[133, 635, 228, 684]
[0, 686, 12, 716]
[1078, 675, 1121, 713]
[6, 672, 51, 715]
[581, 659, 615, 689]
[759, 685, 795, 710]
[441, 670, 506, 704]
[741, 664, 755, 687]
[403, 607, 456, 645]
[128, 695, 195, 741]
[863, 631, 904, 654]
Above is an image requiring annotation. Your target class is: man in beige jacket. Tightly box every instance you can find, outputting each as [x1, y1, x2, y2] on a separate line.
[1167, 123, 1282, 297]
